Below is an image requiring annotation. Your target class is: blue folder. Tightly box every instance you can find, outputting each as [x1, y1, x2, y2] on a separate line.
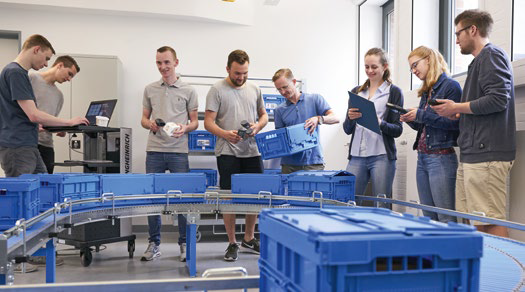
[348, 91, 381, 135]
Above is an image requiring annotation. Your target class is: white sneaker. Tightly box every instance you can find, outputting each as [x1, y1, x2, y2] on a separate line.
[141, 242, 161, 261]
[14, 263, 38, 273]
[179, 243, 186, 262]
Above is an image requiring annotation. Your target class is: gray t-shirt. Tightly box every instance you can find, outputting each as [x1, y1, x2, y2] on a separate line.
[0, 62, 38, 148]
[29, 72, 64, 148]
[205, 79, 264, 157]
[143, 78, 198, 153]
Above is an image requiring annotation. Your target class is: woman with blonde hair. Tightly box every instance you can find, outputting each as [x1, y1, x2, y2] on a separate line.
[400, 46, 462, 222]
[343, 48, 404, 208]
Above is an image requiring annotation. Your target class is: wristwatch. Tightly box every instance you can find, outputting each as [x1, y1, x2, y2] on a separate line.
[318, 115, 324, 125]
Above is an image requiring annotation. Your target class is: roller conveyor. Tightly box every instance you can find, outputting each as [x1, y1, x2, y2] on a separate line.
[0, 193, 524, 291]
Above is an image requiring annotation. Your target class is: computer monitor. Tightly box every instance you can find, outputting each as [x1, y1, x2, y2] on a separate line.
[85, 99, 117, 125]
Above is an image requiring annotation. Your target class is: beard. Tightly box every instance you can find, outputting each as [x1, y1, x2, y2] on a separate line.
[460, 42, 475, 55]
[229, 76, 246, 87]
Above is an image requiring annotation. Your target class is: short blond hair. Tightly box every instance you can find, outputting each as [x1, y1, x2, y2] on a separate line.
[272, 68, 294, 82]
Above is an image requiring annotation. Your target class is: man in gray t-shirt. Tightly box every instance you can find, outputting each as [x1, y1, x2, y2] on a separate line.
[30, 55, 80, 174]
[204, 50, 268, 261]
[140, 46, 198, 262]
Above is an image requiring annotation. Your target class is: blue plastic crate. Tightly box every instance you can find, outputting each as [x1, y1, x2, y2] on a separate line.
[255, 123, 319, 160]
[259, 207, 482, 292]
[0, 178, 40, 231]
[100, 174, 154, 195]
[287, 170, 355, 203]
[153, 173, 206, 194]
[263, 168, 281, 175]
[21, 173, 100, 211]
[189, 130, 216, 152]
[100, 174, 154, 206]
[263, 94, 286, 116]
[154, 173, 206, 204]
[189, 169, 218, 187]
[231, 174, 288, 205]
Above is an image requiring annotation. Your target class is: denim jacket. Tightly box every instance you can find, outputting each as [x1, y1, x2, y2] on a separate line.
[406, 73, 462, 150]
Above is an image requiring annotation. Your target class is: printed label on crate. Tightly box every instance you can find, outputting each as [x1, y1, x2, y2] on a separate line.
[265, 133, 278, 140]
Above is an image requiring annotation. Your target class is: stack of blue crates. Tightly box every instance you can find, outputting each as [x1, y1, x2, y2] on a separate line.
[287, 170, 355, 204]
[255, 123, 319, 160]
[188, 130, 216, 152]
[231, 174, 288, 205]
[189, 169, 218, 187]
[21, 173, 100, 211]
[263, 94, 286, 116]
[259, 207, 483, 292]
[0, 178, 40, 231]
[153, 173, 206, 204]
[100, 174, 154, 206]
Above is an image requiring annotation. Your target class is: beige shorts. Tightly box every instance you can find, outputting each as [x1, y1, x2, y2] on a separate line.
[456, 161, 513, 225]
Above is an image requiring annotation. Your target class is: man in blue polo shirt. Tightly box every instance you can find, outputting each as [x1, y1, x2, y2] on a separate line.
[272, 68, 339, 174]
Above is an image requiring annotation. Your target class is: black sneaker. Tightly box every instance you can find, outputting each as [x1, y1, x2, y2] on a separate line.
[241, 238, 260, 254]
[224, 243, 239, 261]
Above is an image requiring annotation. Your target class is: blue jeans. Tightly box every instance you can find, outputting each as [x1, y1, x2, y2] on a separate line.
[416, 153, 458, 223]
[346, 154, 395, 208]
[146, 152, 189, 245]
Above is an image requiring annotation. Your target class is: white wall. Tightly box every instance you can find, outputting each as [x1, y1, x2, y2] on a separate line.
[0, 1, 357, 173]
[358, 3, 383, 85]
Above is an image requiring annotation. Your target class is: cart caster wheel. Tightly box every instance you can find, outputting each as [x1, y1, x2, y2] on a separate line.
[80, 249, 93, 267]
[196, 231, 202, 242]
[128, 240, 135, 258]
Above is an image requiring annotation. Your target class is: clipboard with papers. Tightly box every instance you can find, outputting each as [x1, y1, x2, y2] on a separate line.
[348, 91, 381, 135]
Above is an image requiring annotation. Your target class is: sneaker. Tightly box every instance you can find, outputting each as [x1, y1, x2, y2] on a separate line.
[224, 243, 239, 261]
[179, 243, 186, 262]
[28, 256, 65, 266]
[141, 242, 161, 261]
[14, 263, 38, 273]
[241, 238, 260, 254]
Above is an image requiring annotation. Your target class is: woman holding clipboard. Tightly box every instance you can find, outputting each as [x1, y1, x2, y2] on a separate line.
[400, 46, 461, 222]
[343, 48, 404, 209]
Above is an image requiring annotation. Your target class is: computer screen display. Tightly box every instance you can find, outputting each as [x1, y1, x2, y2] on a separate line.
[85, 99, 117, 125]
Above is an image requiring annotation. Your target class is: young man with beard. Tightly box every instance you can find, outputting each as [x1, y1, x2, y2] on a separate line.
[432, 10, 515, 237]
[204, 49, 268, 261]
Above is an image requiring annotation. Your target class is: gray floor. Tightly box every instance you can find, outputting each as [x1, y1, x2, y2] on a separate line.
[13, 232, 260, 289]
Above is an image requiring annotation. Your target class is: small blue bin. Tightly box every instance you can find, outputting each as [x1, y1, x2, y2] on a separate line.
[189, 169, 218, 187]
[263, 94, 286, 116]
[21, 173, 100, 212]
[231, 174, 288, 205]
[255, 123, 319, 160]
[153, 173, 206, 204]
[287, 170, 355, 203]
[0, 178, 40, 231]
[189, 130, 216, 152]
[263, 169, 281, 175]
[259, 207, 482, 292]
[100, 174, 154, 206]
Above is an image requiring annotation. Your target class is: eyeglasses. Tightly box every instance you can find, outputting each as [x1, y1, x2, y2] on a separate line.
[455, 25, 472, 38]
[409, 57, 426, 73]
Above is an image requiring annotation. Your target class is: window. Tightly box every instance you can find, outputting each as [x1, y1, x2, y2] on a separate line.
[513, 0, 525, 60]
[450, 0, 478, 75]
[358, 0, 394, 85]
[383, 0, 395, 60]
[412, 0, 440, 89]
